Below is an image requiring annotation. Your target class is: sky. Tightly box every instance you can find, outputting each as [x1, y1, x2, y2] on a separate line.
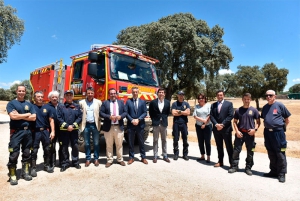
[0, 0, 299, 92]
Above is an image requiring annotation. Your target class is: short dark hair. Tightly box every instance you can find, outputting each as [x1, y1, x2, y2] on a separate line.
[34, 91, 44, 97]
[157, 88, 165, 94]
[216, 89, 225, 95]
[197, 93, 207, 103]
[242, 93, 251, 98]
[108, 88, 116, 93]
[86, 87, 94, 92]
[16, 84, 26, 91]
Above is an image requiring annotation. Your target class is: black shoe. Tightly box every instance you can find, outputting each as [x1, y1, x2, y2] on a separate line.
[60, 166, 67, 172]
[183, 156, 189, 161]
[263, 172, 277, 178]
[278, 175, 285, 183]
[196, 158, 205, 162]
[173, 155, 178, 160]
[74, 164, 81, 169]
[245, 169, 252, 176]
[228, 168, 238, 173]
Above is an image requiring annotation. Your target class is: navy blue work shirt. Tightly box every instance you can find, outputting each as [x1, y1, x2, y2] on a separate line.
[6, 100, 36, 129]
[171, 101, 190, 124]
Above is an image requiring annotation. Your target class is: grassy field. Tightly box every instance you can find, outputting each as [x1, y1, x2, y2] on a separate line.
[1, 98, 299, 158]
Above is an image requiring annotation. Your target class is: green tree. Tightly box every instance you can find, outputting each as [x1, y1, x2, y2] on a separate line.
[289, 83, 300, 93]
[0, 0, 24, 64]
[114, 13, 233, 100]
[9, 80, 32, 100]
[0, 88, 10, 100]
[236, 63, 288, 109]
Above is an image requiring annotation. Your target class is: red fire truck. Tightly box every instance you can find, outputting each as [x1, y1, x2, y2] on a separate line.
[30, 44, 161, 151]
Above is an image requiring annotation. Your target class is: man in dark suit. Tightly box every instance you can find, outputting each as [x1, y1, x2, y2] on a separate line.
[210, 89, 234, 167]
[149, 88, 171, 163]
[126, 87, 148, 165]
[100, 88, 127, 167]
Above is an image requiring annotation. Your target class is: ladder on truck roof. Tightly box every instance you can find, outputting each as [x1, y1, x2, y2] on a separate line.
[91, 44, 143, 54]
[51, 60, 67, 103]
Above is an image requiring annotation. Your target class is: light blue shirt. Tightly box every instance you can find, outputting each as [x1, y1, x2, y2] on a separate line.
[86, 99, 95, 123]
[193, 103, 212, 126]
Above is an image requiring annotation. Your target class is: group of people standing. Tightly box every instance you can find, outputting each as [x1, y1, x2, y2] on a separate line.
[192, 89, 291, 183]
[6, 85, 291, 185]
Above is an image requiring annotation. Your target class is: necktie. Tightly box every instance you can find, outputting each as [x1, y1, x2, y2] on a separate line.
[218, 102, 222, 113]
[134, 99, 137, 114]
[113, 101, 117, 123]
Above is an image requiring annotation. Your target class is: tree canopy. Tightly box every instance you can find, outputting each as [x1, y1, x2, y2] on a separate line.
[114, 13, 233, 100]
[236, 63, 288, 109]
[289, 83, 300, 93]
[0, 0, 24, 64]
[0, 80, 32, 101]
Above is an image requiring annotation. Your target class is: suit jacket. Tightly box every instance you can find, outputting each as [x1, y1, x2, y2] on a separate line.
[210, 100, 234, 132]
[126, 98, 147, 129]
[100, 99, 127, 132]
[79, 98, 102, 131]
[149, 98, 170, 127]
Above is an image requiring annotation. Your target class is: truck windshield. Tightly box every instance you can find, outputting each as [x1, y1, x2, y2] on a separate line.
[110, 53, 159, 87]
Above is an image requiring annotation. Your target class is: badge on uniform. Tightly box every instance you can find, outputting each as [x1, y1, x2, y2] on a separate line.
[248, 110, 253, 115]
[273, 108, 278, 114]
[25, 105, 29, 111]
[183, 105, 186, 109]
[43, 108, 47, 113]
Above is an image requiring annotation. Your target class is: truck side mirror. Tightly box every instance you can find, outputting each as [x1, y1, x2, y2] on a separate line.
[88, 63, 98, 77]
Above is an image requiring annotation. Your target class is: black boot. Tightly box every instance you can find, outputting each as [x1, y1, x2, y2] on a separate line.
[49, 152, 56, 168]
[31, 160, 37, 177]
[22, 162, 32, 181]
[8, 166, 18, 185]
[44, 156, 54, 173]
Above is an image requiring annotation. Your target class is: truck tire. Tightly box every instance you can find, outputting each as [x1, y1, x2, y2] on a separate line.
[78, 130, 96, 153]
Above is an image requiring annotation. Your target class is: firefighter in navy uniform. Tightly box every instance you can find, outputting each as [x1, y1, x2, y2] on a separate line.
[171, 91, 190, 161]
[6, 85, 36, 185]
[261, 90, 291, 183]
[45, 91, 63, 168]
[57, 90, 82, 172]
[30, 91, 55, 177]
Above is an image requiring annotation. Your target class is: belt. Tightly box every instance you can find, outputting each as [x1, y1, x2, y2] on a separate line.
[239, 128, 249, 133]
[11, 126, 29, 130]
[86, 122, 95, 124]
[36, 127, 49, 131]
[266, 127, 283, 132]
[111, 124, 119, 126]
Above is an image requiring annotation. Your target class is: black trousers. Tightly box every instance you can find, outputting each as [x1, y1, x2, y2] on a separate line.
[264, 128, 287, 175]
[7, 129, 32, 167]
[49, 127, 63, 165]
[59, 130, 79, 167]
[195, 124, 212, 156]
[212, 127, 233, 165]
[32, 130, 51, 160]
[172, 123, 189, 156]
[232, 131, 256, 169]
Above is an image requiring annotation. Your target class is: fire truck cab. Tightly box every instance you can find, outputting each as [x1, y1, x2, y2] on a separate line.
[30, 44, 161, 152]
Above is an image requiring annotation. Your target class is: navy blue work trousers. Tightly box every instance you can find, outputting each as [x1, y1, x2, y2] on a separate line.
[172, 123, 189, 156]
[264, 128, 287, 175]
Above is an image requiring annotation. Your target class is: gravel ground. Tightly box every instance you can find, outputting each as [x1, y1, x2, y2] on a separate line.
[0, 114, 299, 201]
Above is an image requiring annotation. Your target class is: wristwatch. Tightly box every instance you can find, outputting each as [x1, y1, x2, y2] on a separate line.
[255, 128, 258, 131]
[178, 110, 181, 114]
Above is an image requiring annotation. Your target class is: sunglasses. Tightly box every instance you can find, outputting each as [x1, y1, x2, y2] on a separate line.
[198, 98, 204, 100]
[265, 94, 274, 97]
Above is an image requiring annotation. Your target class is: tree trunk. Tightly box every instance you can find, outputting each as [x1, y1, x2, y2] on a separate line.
[255, 98, 260, 110]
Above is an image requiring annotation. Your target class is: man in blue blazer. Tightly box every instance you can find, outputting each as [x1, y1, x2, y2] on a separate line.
[149, 88, 171, 163]
[100, 88, 127, 167]
[210, 89, 234, 167]
[126, 87, 148, 165]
